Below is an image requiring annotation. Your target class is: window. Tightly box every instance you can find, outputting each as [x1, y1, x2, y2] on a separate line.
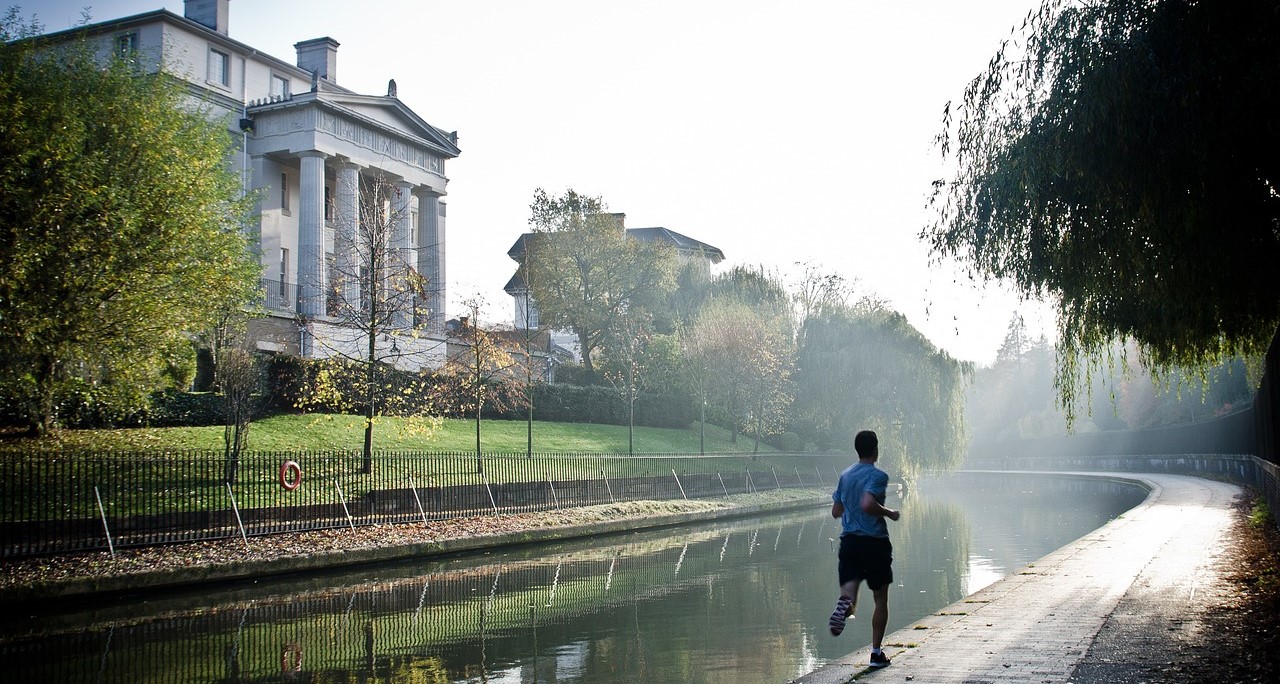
[208, 47, 229, 86]
[114, 32, 138, 59]
[271, 74, 290, 100]
[410, 209, 419, 248]
[324, 186, 333, 221]
[279, 248, 290, 297]
[280, 172, 290, 215]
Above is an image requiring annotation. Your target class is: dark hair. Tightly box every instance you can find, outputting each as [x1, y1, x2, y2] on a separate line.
[854, 430, 878, 458]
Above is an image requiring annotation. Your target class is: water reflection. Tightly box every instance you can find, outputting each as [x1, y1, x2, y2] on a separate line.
[0, 473, 1145, 683]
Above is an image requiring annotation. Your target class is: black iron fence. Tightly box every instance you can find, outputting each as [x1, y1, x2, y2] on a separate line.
[0, 449, 847, 558]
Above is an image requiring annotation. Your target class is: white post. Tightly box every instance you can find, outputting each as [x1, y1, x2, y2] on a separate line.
[334, 479, 356, 532]
[717, 472, 730, 497]
[671, 469, 687, 500]
[772, 466, 782, 489]
[226, 482, 250, 550]
[483, 473, 499, 516]
[93, 486, 115, 559]
[601, 469, 615, 504]
[409, 474, 428, 525]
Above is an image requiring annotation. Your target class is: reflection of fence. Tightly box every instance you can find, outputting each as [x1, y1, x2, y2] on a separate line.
[4, 514, 828, 684]
[0, 450, 847, 557]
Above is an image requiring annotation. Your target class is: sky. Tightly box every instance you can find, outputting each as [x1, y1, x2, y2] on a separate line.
[29, 0, 1056, 366]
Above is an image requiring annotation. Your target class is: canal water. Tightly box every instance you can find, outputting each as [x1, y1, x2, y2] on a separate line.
[0, 472, 1146, 683]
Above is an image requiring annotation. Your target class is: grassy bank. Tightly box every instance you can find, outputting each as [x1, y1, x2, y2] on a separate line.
[14, 414, 777, 454]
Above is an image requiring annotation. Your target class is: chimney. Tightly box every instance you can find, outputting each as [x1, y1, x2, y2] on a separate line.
[295, 37, 340, 85]
[184, 0, 229, 35]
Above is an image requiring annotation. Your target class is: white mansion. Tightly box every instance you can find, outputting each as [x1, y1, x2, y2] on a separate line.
[46, 0, 460, 370]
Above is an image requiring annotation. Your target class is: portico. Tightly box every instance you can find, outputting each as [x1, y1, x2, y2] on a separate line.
[246, 89, 459, 346]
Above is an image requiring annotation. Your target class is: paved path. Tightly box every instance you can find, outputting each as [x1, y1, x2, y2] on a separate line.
[794, 472, 1241, 684]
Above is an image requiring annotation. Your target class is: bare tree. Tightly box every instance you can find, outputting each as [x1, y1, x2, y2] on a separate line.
[441, 297, 526, 470]
[301, 172, 440, 471]
[218, 346, 261, 483]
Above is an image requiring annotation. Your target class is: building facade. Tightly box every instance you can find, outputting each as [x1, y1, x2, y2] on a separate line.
[46, 0, 460, 370]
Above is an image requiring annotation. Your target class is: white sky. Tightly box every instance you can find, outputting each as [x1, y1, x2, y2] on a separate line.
[31, 0, 1056, 366]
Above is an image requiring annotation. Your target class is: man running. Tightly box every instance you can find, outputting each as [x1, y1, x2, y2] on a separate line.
[828, 430, 900, 669]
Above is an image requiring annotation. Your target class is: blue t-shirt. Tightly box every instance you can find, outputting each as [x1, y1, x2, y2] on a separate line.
[833, 461, 889, 538]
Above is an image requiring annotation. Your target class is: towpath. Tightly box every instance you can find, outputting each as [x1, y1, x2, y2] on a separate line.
[795, 472, 1241, 683]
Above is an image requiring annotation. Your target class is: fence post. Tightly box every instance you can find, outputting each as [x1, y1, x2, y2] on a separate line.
[745, 469, 756, 493]
[93, 486, 115, 559]
[408, 474, 429, 525]
[334, 479, 356, 533]
[483, 472, 499, 516]
[717, 472, 730, 497]
[771, 466, 782, 489]
[795, 466, 804, 487]
[548, 474, 559, 509]
[601, 469, 615, 504]
[672, 469, 687, 500]
[226, 482, 250, 550]
[815, 465, 824, 483]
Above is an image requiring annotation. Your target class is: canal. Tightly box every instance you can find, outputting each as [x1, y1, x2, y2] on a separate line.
[0, 472, 1147, 683]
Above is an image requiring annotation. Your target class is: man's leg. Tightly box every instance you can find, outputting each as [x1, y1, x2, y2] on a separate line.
[869, 584, 890, 649]
[829, 579, 860, 636]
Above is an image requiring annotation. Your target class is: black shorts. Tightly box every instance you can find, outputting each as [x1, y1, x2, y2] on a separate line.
[838, 534, 893, 590]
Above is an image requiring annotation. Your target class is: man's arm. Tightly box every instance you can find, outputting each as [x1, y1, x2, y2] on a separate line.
[860, 491, 900, 521]
[831, 501, 844, 519]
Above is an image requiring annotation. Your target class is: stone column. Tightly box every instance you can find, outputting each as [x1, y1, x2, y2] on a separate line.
[334, 162, 360, 314]
[297, 151, 328, 318]
[392, 180, 414, 328]
[416, 190, 445, 333]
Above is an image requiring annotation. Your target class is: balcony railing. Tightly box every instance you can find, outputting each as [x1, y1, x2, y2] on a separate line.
[260, 277, 298, 312]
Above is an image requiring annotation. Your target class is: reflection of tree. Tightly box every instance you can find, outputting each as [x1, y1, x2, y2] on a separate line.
[896, 495, 971, 606]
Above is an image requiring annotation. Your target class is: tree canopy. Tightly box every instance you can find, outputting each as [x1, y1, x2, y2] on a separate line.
[926, 0, 1280, 411]
[521, 188, 677, 382]
[792, 303, 970, 476]
[0, 14, 259, 433]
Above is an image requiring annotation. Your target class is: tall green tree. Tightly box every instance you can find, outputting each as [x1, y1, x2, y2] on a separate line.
[926, 0, 1280, 417]
[0, 14, 258, 434]
[521, 188, 677, 383]
[792, 303, 970, 477]
[688, 267, 795, 449]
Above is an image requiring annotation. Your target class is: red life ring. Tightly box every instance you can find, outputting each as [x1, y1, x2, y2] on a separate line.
[279, 460, 302, 490]
[281, 642, 303, 673]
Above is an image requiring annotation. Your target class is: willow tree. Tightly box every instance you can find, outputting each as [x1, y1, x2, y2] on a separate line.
[0, 14, 258, 434]
[926, 0, 1280, 419]
[792, 303, 970, 477]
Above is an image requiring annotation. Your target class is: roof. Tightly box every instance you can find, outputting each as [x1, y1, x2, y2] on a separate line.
[626, 227, 726, 263]
[507, 227, 725, 263]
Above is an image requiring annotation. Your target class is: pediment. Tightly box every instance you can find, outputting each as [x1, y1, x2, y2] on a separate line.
[317, 92, 460, 158]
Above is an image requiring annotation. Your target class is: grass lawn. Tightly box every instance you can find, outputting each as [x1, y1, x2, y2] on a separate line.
[20, 414, 777, 455]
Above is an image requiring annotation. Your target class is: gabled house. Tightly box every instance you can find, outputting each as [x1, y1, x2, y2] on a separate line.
[503, 214, 725, 359]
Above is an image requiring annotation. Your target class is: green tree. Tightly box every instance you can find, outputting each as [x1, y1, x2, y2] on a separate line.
[0, 13, 259, 434]
[521, 188, 677, 383]
[792, 303, 970, 477]
[926, 0, 1280, 418]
